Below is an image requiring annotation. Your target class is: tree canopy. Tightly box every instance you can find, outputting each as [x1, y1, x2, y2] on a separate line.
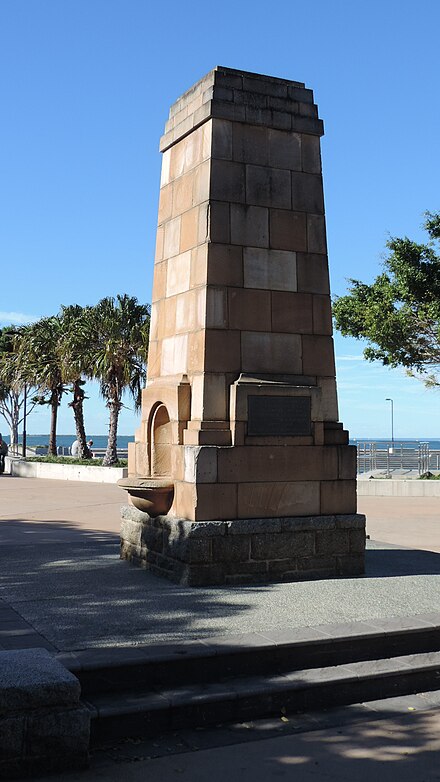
[333, 211, 440, 386]
[0, 295, 150, 461]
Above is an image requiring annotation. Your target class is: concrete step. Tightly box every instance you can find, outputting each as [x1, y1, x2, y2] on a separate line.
[86, 650, 440, 745]
[58, 615, 440, 697]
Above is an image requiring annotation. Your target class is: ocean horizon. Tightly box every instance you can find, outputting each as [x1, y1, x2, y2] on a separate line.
[3, 434, 440, 450]
[2, 434, 134, 449]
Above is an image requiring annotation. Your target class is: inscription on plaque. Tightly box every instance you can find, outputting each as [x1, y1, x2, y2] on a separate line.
[247, 395, 311, 436]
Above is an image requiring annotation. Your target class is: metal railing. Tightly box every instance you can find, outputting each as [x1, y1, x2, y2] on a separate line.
[356, 441, 436, 476]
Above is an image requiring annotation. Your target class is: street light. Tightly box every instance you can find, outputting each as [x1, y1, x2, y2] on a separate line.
[22, 383, 27, 458]
[386, 398, 394, 452]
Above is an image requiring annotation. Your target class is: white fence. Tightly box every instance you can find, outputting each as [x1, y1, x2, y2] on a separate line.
[356, 441, 438, 475]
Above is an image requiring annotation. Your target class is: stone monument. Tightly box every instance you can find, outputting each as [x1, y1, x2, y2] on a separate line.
[119, 66, 366, 585]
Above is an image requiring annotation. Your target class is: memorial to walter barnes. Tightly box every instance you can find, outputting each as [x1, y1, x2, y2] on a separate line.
[119, 67, 366, 586]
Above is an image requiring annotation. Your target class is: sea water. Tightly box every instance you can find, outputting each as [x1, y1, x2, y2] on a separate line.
[2, 434, 133, 450]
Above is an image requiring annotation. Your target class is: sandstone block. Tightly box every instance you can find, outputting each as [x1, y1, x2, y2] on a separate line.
[338, 445, 357, 480]
[161, 334, 188, 376]
[301, 134, 321, 173]
[231, 204, 269, 247]
[211, 160, 245, 203]
[241, 331, 302, 374]
[302, 335, 335, 376]
[320, 480, 357, 515]
[212, 118, 233, 160]
[196, 483, 238, 520]
[307, 214, 327, 254]
[205, 329, 240, 372]
[228, 288, 271, 331]
[164, 218, 182, 262]
[291, 172, 324, 214]
[158, 183, 173, 224]
[180, 207, 199, 252]
[243, 248, 297, 292]
[207, 243, 243, 287]
[184, 446, 218, 483]
[238, 481, 320, 518]
[218, 446, 338, 483]
[172, 171, 194, 215]
[268, 128, 301, 170]
[312, 295, 332, 335]
[269, 209, 307, 252]
[232, 123, 268, 165]
[271, 291, 313, 333]
[246, 165, 291, 209]
[190, 244, 208, 288]
[192, 160, 210, 205]
[296, 253, 330, 294]
[187, 330, 205, 373]
[206, 287, 228, 329]
[209, 201, 230, 243]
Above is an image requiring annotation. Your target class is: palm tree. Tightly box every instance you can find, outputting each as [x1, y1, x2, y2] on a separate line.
[59, 304, 93, 459]
[16, 317, 65, 455]
[87, 295, 150, 466]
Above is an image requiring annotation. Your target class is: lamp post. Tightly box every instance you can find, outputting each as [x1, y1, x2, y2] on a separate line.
[386, 397, 394, 452]
[22, 383, 27, 458]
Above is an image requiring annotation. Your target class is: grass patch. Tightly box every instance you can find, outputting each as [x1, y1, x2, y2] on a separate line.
[419, 472, 440, 480]
[25, 456, 128, 467]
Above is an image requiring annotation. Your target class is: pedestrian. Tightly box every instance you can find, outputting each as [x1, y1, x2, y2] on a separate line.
[71, 439, 80, 456]
[0, 433, 8, 475]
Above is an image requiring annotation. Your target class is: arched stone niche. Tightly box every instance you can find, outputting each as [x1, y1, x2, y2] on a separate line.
[149, 402, 172, 477]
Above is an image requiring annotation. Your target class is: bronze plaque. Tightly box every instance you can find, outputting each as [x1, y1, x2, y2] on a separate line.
[247, 395, 311, 436]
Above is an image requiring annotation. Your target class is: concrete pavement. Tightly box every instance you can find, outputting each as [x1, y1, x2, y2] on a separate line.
[1, 476, 440, 652]
[1, 475, 440, 780]
[36, 697, 440, 781]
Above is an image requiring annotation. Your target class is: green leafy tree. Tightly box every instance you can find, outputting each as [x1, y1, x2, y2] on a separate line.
[333, 212, 440, 386]
[16, 317, 66, 455]
[0, 326, 38, 452]
[87, 295, 150, 466]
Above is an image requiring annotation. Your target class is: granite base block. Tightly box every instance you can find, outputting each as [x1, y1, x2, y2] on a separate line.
[0, 649, 90, 779]
[120, 505, 366, 586]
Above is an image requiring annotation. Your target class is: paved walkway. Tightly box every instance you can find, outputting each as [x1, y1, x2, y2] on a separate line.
[1, 476, 440, 652]
[37, 698, 440, 781]
[2, 476, 440, 780]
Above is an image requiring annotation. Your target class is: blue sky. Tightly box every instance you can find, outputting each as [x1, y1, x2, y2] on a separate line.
[1, 0, 439, 438]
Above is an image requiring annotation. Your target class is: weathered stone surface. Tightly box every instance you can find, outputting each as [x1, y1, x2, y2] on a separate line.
[120, 511, 365, 585]
[0, 649, 80, 712]
[226, 518, 282, 535]
[0, 652, 90, 779]
[212, 535, 250, 562]
[120, 517, 143, 547]
[315, 530, 350, 556]
[0, 716, 24, 758]
[251, 531, 314, 560]
[26, 707, 90, 757]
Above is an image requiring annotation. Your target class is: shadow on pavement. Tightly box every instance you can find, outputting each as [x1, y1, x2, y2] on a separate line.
[1, 519, 440, 653]
[365, 545, 440, 577]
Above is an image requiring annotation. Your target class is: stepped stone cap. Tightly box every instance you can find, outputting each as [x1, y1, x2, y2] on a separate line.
[160, 66, 324, 152]
[0, 648, 80, 712]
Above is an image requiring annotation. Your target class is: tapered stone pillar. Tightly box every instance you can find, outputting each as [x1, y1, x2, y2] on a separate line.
[120, 67, 366, 585]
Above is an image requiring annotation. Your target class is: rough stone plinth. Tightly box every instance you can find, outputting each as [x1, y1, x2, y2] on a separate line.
[0, 648, 90, 779]
[121, 504, 366, 586]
